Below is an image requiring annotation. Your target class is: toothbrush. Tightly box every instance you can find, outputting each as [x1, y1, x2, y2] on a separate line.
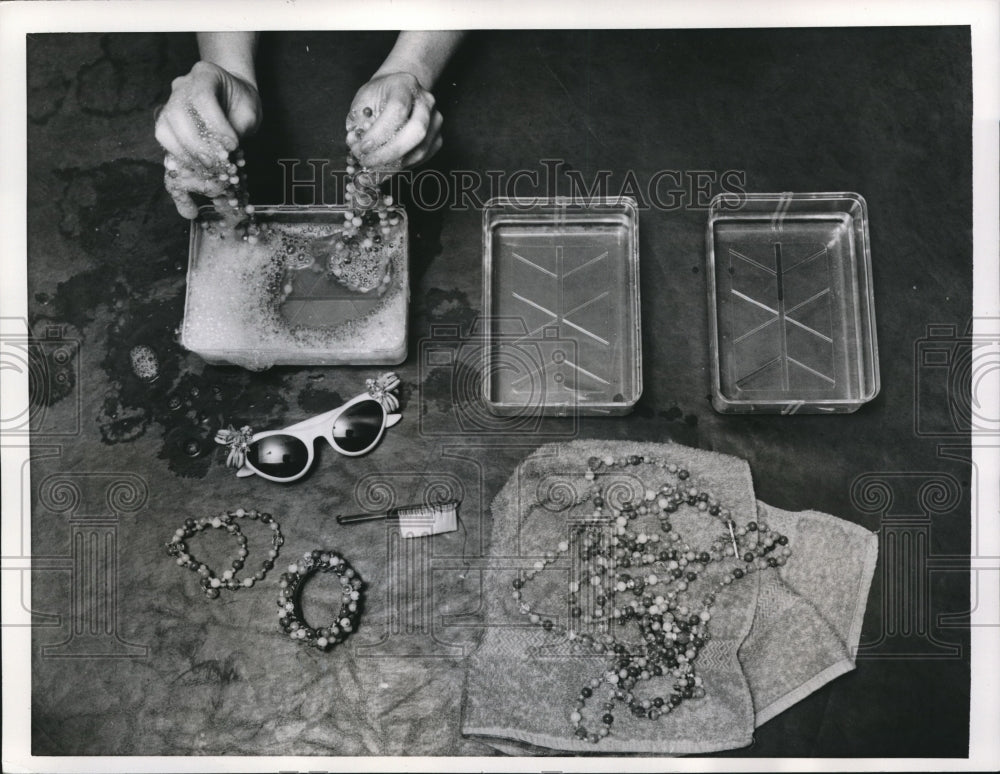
[336, 500, 459, 537]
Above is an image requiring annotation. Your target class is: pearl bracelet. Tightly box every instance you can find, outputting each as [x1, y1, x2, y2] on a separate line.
[277, 549, 364, 651]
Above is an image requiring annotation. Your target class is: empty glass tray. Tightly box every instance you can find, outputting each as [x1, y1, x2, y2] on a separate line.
[706, 192, 879, 414]
[482, 197, 642, 416]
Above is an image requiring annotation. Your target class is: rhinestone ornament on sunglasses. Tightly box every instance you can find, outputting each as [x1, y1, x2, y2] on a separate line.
[215, 372, 402, 483]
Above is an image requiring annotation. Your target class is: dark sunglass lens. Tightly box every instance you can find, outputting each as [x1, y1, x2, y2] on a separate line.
[247, 435, 310, 479]
[333, 400, 385, 452]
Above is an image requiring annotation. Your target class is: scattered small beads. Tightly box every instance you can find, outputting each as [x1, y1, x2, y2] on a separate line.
[165, 508, 284, 598]
[277, 549, 364, 651]
[514, 453, 792, 744]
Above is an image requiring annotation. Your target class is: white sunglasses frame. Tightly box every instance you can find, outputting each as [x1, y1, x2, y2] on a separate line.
[236, 391, 402, 483]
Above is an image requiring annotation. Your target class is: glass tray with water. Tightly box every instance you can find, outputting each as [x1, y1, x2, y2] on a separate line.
[181, 205, 408, 370]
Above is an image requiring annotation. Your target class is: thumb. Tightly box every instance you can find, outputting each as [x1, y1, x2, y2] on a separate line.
[220, 72, 262, 139]
[229, 102, 261, 138]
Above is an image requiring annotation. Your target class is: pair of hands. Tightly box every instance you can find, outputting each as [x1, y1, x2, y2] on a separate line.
[154, 61, 443, 218]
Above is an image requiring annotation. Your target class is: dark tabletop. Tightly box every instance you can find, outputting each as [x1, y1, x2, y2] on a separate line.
[25, 27, 971, 758]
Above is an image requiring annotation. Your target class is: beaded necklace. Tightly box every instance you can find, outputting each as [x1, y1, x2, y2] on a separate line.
[165, 508, 283, 598]
[511, 453, 792, 744]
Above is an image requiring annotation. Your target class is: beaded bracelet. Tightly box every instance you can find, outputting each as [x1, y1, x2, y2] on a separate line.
[513, 453, 792, 744]
[165, 508, 284, 598]
[277, 549, 364, 651]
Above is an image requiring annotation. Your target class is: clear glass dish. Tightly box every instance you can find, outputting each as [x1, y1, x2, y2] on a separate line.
[706, 192, 879, 414]
[181, 205, 408, 370]
[482, 197, 642, 416]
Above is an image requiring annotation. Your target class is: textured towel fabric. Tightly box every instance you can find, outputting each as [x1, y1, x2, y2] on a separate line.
[461, 441, 877, 755]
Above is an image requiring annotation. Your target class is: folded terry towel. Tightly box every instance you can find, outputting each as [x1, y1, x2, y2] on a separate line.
[461, 440, 877, 755]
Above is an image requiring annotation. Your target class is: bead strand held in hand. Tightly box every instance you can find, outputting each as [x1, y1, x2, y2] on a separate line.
[335, 150, 401, 251]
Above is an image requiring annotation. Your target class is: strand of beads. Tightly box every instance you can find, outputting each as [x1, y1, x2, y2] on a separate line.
[165, 508, 284, 598]
[511, 453, 791, 744]
[277, 549, 364, 651]
[164, 144, 255, 231]
[337, 152, 401, 249]
[318, 104, 403, 291]
[307, 152, 402, 295]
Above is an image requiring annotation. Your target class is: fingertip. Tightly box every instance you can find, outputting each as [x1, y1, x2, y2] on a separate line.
[173, 193, 200, 220]
[400, 132, 443, 170]
[155, 120, 182, 159]
[427, 135, 444, 161]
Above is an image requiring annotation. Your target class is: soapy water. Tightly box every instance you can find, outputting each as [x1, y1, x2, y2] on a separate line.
[129, 344, 160, 382]
[182, 217, 407, 368]
[180, 95, 414, 368]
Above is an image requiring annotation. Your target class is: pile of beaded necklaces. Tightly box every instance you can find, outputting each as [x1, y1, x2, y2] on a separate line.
[165, 508, 284, 599]
[277, 550, 364, 651]
[512, 453, 792, 744]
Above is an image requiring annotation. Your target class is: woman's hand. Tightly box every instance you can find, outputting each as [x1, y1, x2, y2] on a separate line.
[346, 72, 443, 171]
[154, 60, 261, 218]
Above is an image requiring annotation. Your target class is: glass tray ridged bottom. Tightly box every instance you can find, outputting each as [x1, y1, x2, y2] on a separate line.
[707, 192, 879, 414]
[483, 198, 642, 416]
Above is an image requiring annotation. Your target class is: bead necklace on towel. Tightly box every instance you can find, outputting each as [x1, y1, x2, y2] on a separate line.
[512, 453, 792, 744]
